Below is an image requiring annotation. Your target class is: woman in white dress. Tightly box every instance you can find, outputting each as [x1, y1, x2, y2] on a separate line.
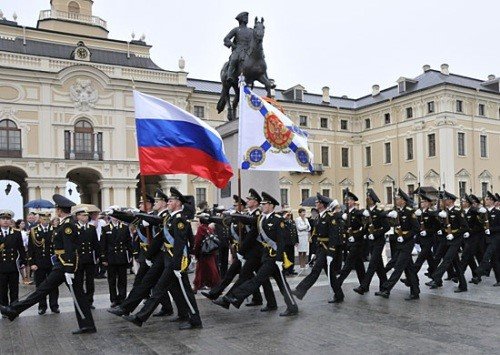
[295, 208, 311, 269]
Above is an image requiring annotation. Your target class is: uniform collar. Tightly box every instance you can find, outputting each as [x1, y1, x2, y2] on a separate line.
[170, 209, 183, 218]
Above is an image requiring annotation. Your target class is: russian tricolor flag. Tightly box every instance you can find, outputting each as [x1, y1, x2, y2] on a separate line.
[134, 91, 233, 188]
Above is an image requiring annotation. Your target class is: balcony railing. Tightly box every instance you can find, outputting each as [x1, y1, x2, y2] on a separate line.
[38, 9, 107, 29]
[65, 149, 103, 161]
[290, 163, 324, 175]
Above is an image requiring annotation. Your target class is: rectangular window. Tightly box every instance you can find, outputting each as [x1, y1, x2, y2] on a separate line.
[195, 188, 207, 205]
[482, 182, 489, 198]
[322, 189, 330, 198]
[321, 146, 329, 167]
[193, 105, 205, 118]
[406, 107, 413, 119]
[96, 132, 103, 160]
[406, 138, 414, 160]
[428, 101, 435, 113]
[64, 130, 71, 159]
[478, 104, 485, 116]
[458, 132, 465, 156]
[365, 118, 371, 129]
[320, 117, 328, 128]
[301, 189, 310, 202]
[341, 147, 349, 167]
[220, 181, 231, 198]
[459, 181, 467, 198]
[428, 133, 436, 157]
[365, 146, 372, 167]
[340, 119, 348, 130]
[280, 188, 289, 206]
[456, 100, 463, 113]
[299, 115, 308, 127]
[384, 142, 391, 164]
[480, 135, 487, 158]
[384, 113, 391, 125]
[386, 186, 393, 205]
[407, 184, 415, 199]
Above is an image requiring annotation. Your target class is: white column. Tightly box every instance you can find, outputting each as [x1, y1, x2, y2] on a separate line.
[93, 132, 99, 160]
[438, 126, 455, 192]
[101, 187, 110, 208]
[351, 136, 363, 204]
[128, 186, 137, 208]
[69, 131, 75, 159]
[113, 187, 128, 207]
[416, 132, 424, 181]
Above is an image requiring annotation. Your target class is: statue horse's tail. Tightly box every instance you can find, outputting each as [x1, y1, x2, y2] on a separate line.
[217, 62, 230, 113]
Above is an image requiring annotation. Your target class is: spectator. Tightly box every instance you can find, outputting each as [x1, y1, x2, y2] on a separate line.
[15, 219, 32, 285]
[193, 214, 221, 293]
[282, 210, 298, 276]
[295, 208, 311, 269]
[50, 217, 60, 228]
[26, 212, 39, 230]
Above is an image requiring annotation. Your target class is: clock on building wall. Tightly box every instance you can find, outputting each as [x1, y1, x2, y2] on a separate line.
[72, 41, 91, 62]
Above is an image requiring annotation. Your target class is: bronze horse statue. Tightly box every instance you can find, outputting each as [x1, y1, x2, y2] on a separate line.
[217, 17, 276, 121]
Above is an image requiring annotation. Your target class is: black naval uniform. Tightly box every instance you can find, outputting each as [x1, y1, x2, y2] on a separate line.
[0, 227, 25, 305]
[27, 224, 59, 311]
[226, 211, 298, 314]
[413, 208, 440, 275]
[476, 207, 500, 283]
[431, 206, 469, 290]
[1, 215, 96, 331]
[75, 222, 99, 307]
[100, 221, 132, 305]
[214, 220, 230, 277]
[379, 206, 420, 297]
[356, 205, 390, 293]
[460, 207, 486, 279]
[293, 209, 344, 301]
[133, 210, 201, 327]
[337, 208, 367, 286]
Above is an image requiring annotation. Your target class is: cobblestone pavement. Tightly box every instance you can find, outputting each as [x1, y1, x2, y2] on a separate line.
[1, 267, 499, 354]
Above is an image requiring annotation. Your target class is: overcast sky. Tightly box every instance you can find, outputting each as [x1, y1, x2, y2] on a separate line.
[3, 0, 499, 98]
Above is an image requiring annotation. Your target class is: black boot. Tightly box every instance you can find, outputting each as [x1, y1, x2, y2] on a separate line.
[279, 306, 298, 317]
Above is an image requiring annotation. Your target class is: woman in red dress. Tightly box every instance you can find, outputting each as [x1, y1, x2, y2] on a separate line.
[193, 215, 221, 292]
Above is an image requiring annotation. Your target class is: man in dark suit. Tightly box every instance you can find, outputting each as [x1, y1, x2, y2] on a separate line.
[0, 195, 96, 334]
[0, 210, 26, 306]
[28, 212, 59, 314]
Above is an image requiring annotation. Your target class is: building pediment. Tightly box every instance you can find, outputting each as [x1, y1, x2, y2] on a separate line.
[478, 170, 492, 179]
[455, 168, 470, 178]
[298, 177, 313, 186]
[319, 178, 334, 186]
[381, 175, 395, 184]
[403, 172, 417, 182]
[279, 177, 293, 186]
[424, 169, 440, 180]
[339, 178, 353, 187]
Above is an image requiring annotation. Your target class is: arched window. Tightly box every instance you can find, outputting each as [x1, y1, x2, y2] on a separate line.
[68, 1, 80, 14]
[0, 119, 21, 157]
[74, 120, 93, 158]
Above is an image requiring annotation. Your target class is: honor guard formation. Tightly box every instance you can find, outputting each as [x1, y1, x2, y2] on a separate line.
[1, 186, 499, 335]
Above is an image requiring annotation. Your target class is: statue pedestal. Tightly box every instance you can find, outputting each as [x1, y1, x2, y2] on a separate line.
[216, 119, 280, 208]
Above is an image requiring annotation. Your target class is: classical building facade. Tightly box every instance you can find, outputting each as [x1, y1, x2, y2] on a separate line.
[1, 0, 499, 213]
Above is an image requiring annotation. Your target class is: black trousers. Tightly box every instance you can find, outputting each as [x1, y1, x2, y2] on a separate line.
[76, 263, 95, 305]
[121, 256, 174, 314]
[308, 236, 317, 262]
[360, 237, 387, 291]
[34, 268, 59, 310]
[434, 237, 457, 278]
[381, 241, 420, 295]
[384, 238, 398, 272]
[432, 240, 467, 290]
[218, 245, 229, 278]
[230, 259, 297, 310]
[337, 242, 366, 286]
[414, 236, 437, 275]
[460, 233, 482, 278]
[9, 268, 95, 330]
[136, 257, 200, 326]
[0, 271, 19, 306]
[284, 244, 295, 273]
[477, 235, 500, 281]
[226, 257, 277, 307]
[294, 247, 344, 300]
[107, 264, 127, 304]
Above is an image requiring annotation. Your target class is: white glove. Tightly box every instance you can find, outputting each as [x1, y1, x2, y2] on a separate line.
[438, 211, 447, 218]
[485, 229, 490, 235]
[368, 234, 374, 240]
[236, 253, 246, 267]
[446, 234, 454, 241]
[420, 231, 427, 237]
[310, 254, 316, 261]
[415, 209, 422, 217]
[437, 230, 443, 235]
[342, 213, 348, 221]
[388, 211, 398, 219]
[326, 255, 333, 264]
[347, 236, 355, 243]
[64, 272, 74, 285]
[173, 269, 182, 278]
[478, 207, 487, 214]
[397, 236, 404, 243]
[142, 220, 150, 227]
[463, 232, 470, 238]
[145, 259, 153, 267]
[275, 261, 284, 271]
[362, 209, 370, 217]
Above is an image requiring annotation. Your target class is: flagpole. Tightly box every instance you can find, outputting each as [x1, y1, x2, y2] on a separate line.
[140, 174, 152, 244]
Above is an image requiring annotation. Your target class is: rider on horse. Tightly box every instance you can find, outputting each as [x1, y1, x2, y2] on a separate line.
[224, 12, 253, 84]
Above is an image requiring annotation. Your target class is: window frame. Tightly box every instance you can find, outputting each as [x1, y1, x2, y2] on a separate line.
[0, 119, 22, 157]
[428, 133, 436, 157]
[384, 142, 392, 164]
[480, 134, 488, 158]
[406, 107, 413, 119]
[321, 146, 330, 167]
[427, 101, 435, 113]
[299, 115, 308, 127]
[365, 146, 372, 167]
[457, 132, 466, 156]
[341, 147, 349, 168]
[406, 137, 414, 161]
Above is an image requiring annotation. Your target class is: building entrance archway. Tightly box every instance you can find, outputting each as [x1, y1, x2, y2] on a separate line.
[67, 167, 102, 208]
[0, 166, 28, 218]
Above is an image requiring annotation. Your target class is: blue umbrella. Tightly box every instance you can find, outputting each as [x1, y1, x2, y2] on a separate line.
[24, 199, 55, 209]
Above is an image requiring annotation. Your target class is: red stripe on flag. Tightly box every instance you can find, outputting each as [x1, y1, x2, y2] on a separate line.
[138, 146, 233, 188]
